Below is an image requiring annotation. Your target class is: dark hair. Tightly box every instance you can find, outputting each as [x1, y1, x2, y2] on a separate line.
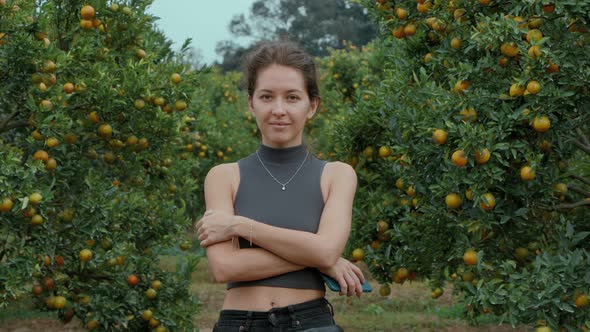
[243, 41, 320, 102]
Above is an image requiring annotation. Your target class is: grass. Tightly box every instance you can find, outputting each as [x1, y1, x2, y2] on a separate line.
[0, 256, 527, 332]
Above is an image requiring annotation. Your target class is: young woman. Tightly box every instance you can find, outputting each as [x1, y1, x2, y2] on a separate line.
[195, 41, 364, 332]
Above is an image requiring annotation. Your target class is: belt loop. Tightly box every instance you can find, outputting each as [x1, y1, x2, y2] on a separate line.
[288, 305, 301, 328]
[323, 298, 335, 316]
[239, 311, 254, 331]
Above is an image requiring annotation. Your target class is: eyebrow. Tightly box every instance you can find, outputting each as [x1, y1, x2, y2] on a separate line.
[257, 89, 304, 94]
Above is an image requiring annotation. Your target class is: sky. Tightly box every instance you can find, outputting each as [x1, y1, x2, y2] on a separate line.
[147, 0, 257, 65]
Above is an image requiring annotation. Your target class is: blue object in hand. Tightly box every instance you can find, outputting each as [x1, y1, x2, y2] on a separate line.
[321, 273, 372, 293]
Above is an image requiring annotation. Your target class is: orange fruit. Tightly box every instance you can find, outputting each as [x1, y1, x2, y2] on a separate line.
[453, 80, 470, 93]
[500, 42, 519, 57]
[351, 248, 365, 261]
[31, 214, 43, 225]
[480, 193, 496, 210]
[88, 111, 101, 123]
[431, 287, 443, 299]
[445, 193, 462, 209]
[379, 284, 391, 296]
[378, 146, 391, 158]
[79, 249, 93, 262]
[575, 294, 588, 308]
[432, 129, 447, 144]
[45, 137, 59, 148]
[395, 178, 404, 190]
[553, 183, 568, 196]
[527, 80, 541, 95]
[45, 158, 57, 170]
[459, 108, 477, 122]
[29, 192, 42, 205]
[520, 165, 536, 181]
[526, 29, 543, 43]
[142, 309, 153, 321]
[63, 82, 74, 94]
[546, 61, 559, 73]
[392, 26, 405, 39]
[450, 37, 462, 49]
[377, 220, 389, 233]
[80, 19, 93, 29]
[463, 250, 478, 265]
[542, 4, 555, 13]
[509, 84, 525, 97]
[80, 5, 95, 19]
[528, 45, 541, 58]
[151, 280, 162, 290]
[170, 73, 182, 84]
[175, 100, 188, 111]
[33, 150, 49, 163]
[532, 116, 551, 132]
[145, 288, 157, 299]
[475, 148, 491, 165]
[465, 188, 474, 201]
[127, 274, 139, 286]
[0, 198, 14, 212]
[98, 124, 113, 139]
[395, 7, 408, 19]
[404, 24, 416, 36]
[406, 185, 416, 197]
[451, 150, 467, 167]
[417, 1, 432, 13]
[136, 49, 146, 59]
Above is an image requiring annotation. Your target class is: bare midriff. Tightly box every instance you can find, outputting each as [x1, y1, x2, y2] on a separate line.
[222, 286, 325, 311]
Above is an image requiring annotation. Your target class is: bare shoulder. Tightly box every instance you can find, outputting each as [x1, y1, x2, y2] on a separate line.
[205, 162, 239, 185]
[324, 161, 357, 188]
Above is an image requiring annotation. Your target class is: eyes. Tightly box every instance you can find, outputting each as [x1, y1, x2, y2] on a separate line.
[259, 94, 301, 102]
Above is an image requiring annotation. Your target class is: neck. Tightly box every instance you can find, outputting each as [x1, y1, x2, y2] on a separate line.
[257, 142, 309, 164]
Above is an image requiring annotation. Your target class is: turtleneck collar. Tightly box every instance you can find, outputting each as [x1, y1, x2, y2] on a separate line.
[256, 142, 309, 164]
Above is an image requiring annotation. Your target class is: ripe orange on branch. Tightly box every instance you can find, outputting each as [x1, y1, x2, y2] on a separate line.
[80, 5, 95, 19]
[532, 116, 551, 132]
[445, 193, 462, 209]
[432, 129, 447, 144]
[479, 193, 496, 210]
[463, 250, 478, 265]
[451, 150, 467, 167]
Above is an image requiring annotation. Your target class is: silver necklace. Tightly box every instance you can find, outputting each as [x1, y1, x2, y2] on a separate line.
[255, 148, 310, 191]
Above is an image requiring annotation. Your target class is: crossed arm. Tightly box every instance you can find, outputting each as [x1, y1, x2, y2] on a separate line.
[197, 161, 364, 295]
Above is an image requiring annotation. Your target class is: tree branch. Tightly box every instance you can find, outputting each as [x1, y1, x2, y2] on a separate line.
[0, 120, 30, 133]
[0, 109, 18, 133]
[576, 128, 589, 147]
[554, 200, 590, 210]
[570, 174, 590, 186]
[569, 184, 590, 198]
[573, 139, 590, 155]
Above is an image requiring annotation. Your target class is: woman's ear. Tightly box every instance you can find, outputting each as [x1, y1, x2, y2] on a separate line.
[247, 95, 254, 115]
[307, 96, 319, 119]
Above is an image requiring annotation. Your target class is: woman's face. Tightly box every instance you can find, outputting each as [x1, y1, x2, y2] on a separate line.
[248, 64, 318, 148]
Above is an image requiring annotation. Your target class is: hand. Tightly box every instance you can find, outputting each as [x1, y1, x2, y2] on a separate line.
[319, 257, 365, 298]
[194, 210, 236, 248]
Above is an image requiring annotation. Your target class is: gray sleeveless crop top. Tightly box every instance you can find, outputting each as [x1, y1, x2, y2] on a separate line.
[227, 142, 327, 291]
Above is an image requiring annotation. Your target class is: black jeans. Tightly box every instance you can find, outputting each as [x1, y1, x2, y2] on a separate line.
[212, 297, 343, 332]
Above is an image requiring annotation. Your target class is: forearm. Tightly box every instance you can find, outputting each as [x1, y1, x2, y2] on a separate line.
[207, 241, 306, 283]
[232, 216, 338, 269]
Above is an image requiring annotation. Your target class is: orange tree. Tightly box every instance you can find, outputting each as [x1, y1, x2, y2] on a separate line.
[309, 40, 388, 160]
[0, 0, 201, 330]
[337, 0, 590, 330]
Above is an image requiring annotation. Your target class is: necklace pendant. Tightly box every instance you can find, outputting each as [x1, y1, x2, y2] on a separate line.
[282, 185, 286, 191]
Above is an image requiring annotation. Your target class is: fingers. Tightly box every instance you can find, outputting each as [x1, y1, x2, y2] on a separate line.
[343, 270, 356, 297]
[351, 263, 365, 284]
[337, 276, 347, 296]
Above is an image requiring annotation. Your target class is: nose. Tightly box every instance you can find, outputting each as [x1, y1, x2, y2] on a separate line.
[271, 98, 287, 116]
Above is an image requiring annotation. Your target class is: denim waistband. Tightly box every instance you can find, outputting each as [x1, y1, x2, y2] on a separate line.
[219, 297, 333, 321]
